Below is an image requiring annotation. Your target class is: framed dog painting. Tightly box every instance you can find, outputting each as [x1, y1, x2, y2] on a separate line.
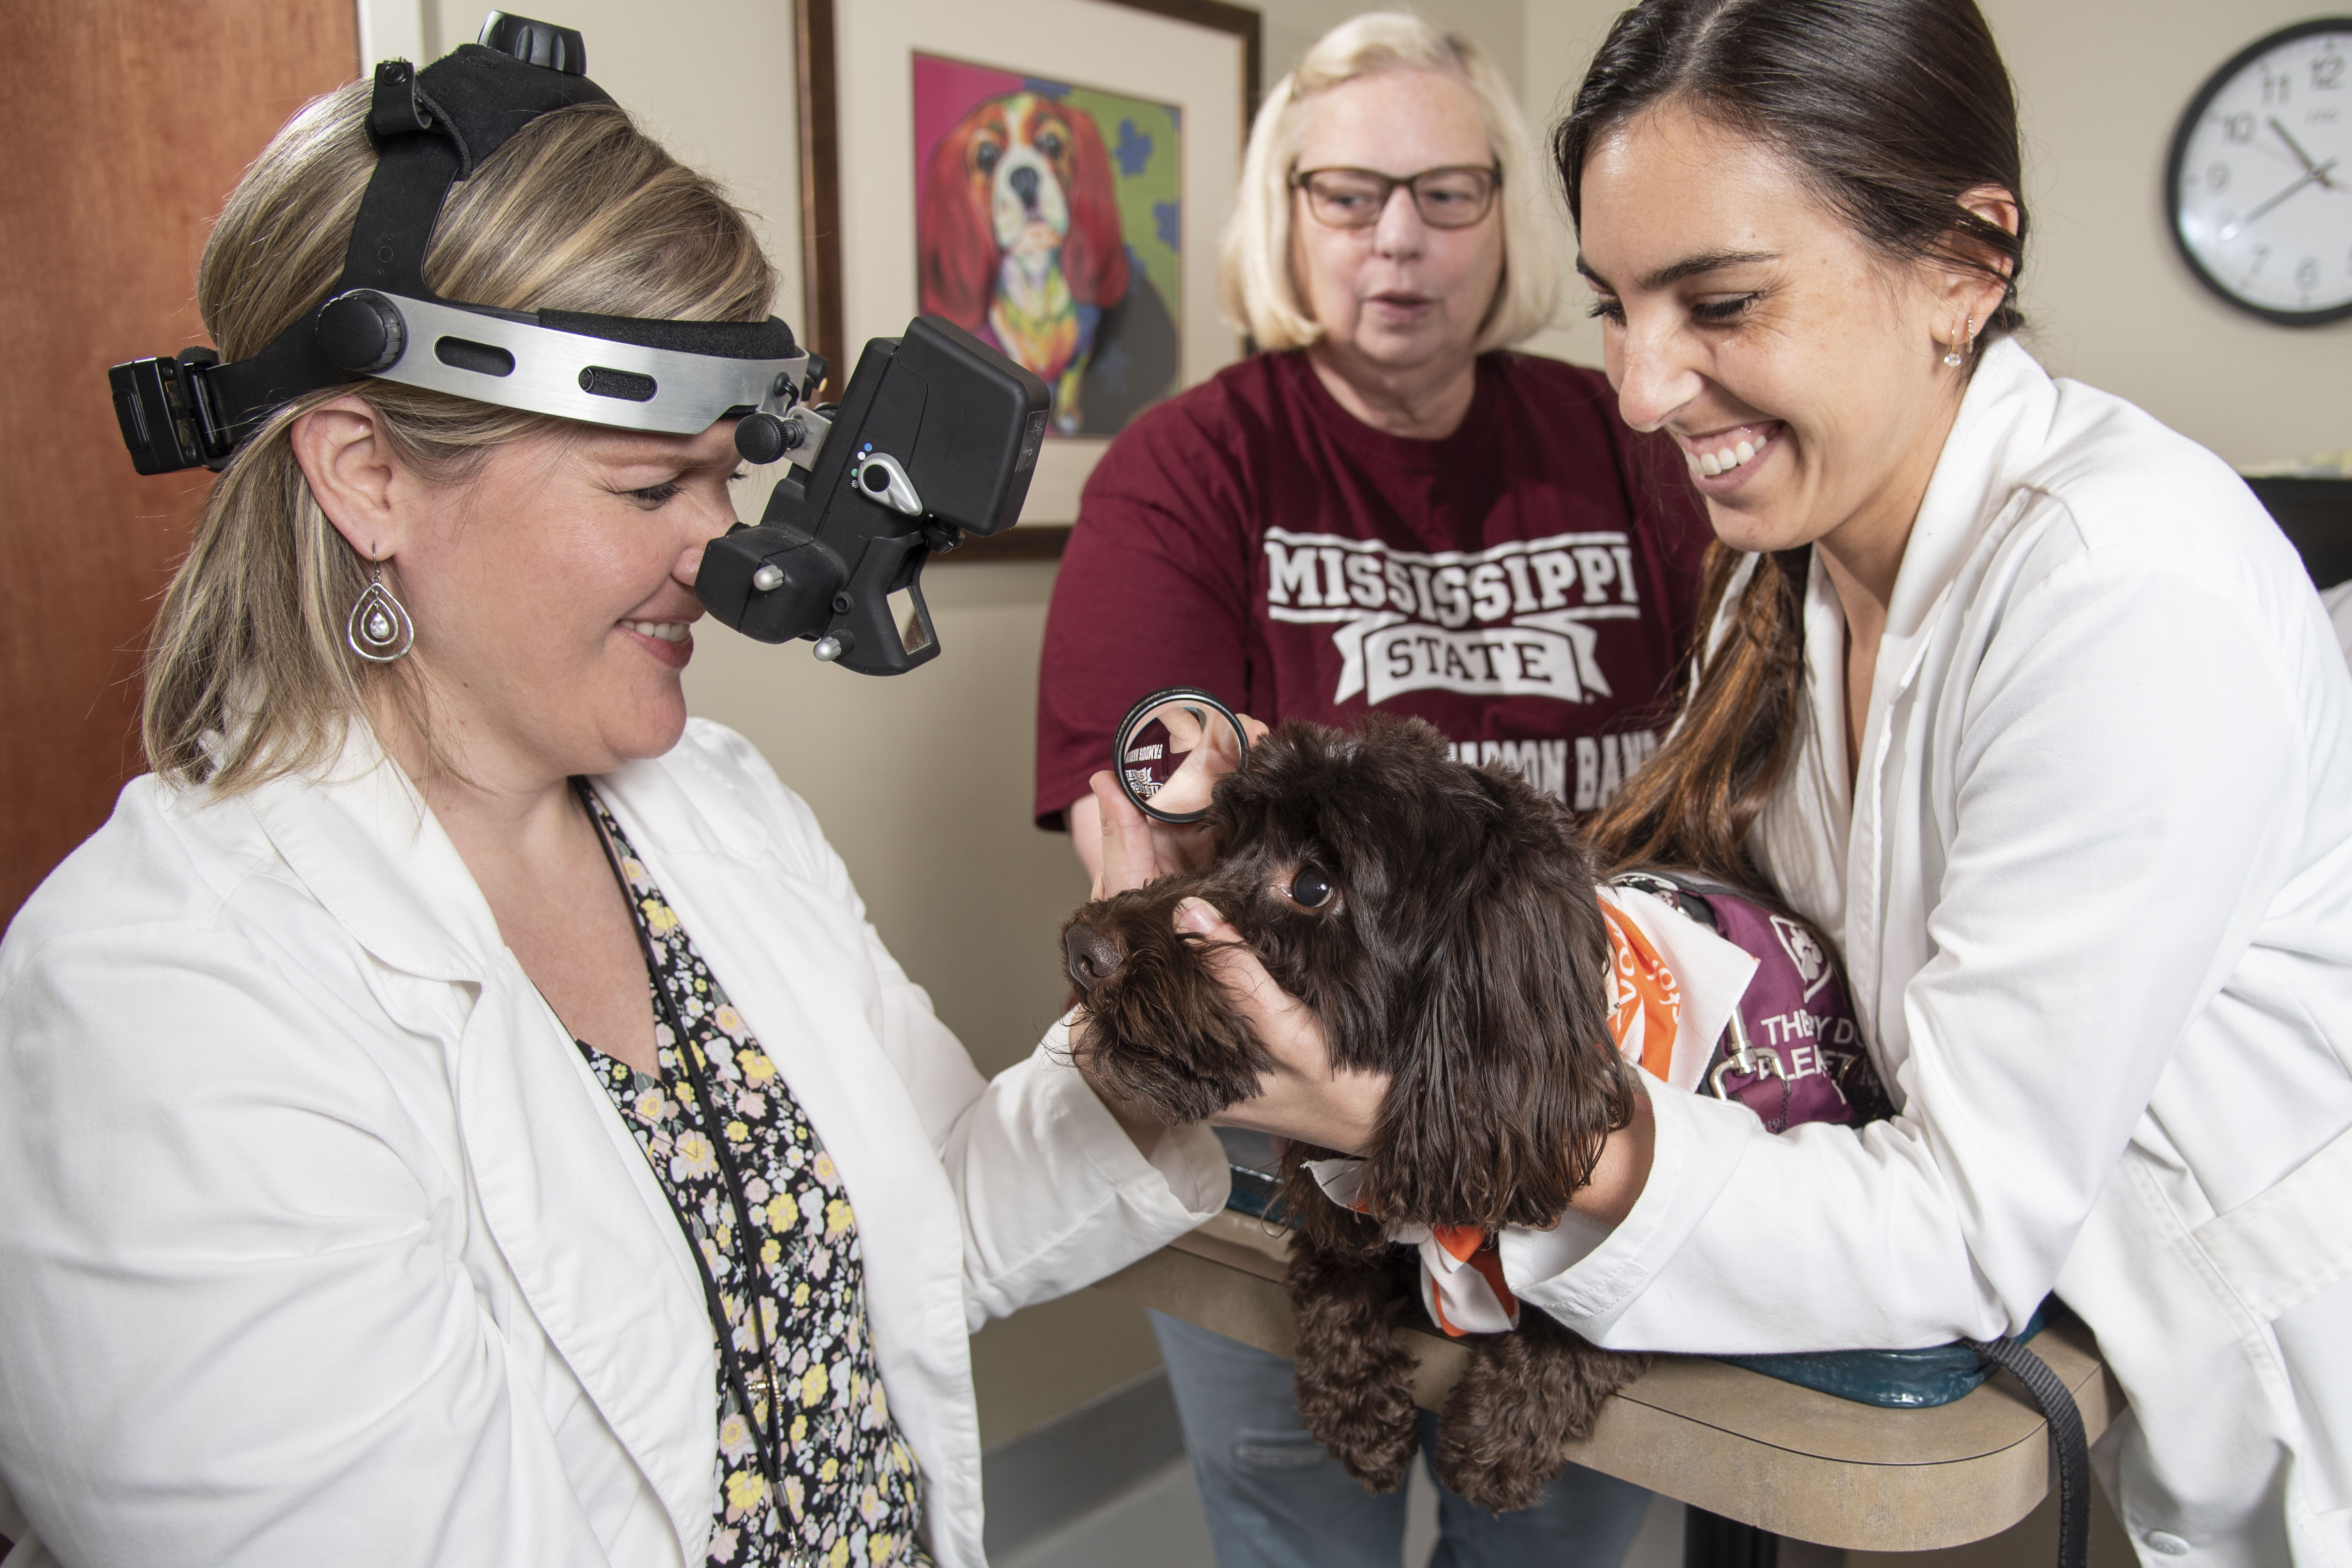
[799, 0, 1258, 541]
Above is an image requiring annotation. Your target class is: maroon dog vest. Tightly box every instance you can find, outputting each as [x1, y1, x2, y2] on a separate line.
[1610, 870, 1892, 1133]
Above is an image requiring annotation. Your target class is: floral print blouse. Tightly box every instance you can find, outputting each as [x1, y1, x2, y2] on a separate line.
[574, 790, 929, 1568]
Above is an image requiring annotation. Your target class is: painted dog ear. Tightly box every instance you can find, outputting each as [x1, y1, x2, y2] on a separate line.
[1056, 102, 1132, 308]
[918, 104, 1004, 329]
[1370, 834, 1632, 1231]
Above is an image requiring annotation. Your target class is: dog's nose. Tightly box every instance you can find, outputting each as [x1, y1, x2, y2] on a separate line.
[1009, 164, 1040, 210]
[1064, 919, 1125, 994]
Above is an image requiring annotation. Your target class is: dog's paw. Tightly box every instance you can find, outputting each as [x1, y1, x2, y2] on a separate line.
[1431, 1318, 1651, 1513]
[1294, 1361, 1419, 1495]
[1432, 1441, 1550, 1515]
[1543, 1330, 1652, 1445]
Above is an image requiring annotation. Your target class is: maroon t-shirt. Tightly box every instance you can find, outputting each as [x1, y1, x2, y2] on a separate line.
[1034, 349, 1712, 827]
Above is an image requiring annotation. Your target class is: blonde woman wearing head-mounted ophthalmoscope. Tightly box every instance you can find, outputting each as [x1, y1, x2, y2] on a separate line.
[0, 23, 1227, 1568]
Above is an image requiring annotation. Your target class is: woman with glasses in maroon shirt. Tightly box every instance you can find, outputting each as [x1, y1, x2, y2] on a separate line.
[1033, 14, 1710, 1566]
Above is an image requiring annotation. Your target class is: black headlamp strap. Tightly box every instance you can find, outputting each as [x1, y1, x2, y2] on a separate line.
[343, 44, 613, 294]
[342, 73, 466, 297]
[338, 137, 460, 299]
[194, 147, 463, 451]
[183, 43, 615, 459]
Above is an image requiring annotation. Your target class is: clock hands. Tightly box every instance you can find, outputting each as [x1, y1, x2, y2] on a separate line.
[2220, 155, 2341, 241]
[2171, 24, 2352, 322]
[2268, 116, 2341, 191]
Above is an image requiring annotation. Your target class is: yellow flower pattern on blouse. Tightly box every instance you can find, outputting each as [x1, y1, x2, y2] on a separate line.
[575, 793, 927, 1568]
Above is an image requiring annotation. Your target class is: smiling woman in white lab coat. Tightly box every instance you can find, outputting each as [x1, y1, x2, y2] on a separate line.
[0, 77, 1223, 1568]
[1545, 2, 2352, 1560]
[1128, 1, 2352, 1563]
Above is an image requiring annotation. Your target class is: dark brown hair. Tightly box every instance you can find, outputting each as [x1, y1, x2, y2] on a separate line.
[1562, 0, 2027, 886]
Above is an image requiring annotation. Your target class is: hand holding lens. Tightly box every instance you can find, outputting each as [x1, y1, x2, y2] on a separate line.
[1113, 689, 1251, 825]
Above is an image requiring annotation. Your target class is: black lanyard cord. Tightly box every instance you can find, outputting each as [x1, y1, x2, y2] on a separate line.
[571, 777, 788, 1491]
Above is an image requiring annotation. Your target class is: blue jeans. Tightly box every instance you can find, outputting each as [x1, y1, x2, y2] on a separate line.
[1152, 1312, 1653, 1568]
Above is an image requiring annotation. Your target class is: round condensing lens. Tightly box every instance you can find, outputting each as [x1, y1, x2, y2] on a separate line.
[1112, 688, 1250, 825]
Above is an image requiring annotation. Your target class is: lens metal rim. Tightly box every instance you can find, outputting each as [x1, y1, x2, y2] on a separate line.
[1112, 687, 1249, 826]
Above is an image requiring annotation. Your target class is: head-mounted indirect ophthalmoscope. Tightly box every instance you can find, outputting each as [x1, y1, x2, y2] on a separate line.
[107, 12, 1051, 677]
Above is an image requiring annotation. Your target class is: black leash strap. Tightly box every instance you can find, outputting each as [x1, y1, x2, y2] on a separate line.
[1964, 1335, 2090, 1568]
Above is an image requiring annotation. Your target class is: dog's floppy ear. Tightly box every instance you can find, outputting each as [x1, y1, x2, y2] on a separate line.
[918, 104, 1002, 330]
[1056, 104, 1132, 308]
[1369, 790, 1636, 1230]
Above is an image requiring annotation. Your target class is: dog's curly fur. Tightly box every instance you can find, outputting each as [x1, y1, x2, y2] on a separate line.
[1062, 715, 1651, 1512]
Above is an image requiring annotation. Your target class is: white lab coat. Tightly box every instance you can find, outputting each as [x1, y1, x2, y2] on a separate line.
[2321, 579, 2352, 664]
[0, 719, 1228, 1568]
[1504, 340, 2352, 1566]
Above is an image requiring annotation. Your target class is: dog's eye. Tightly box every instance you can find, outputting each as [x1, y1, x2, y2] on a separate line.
[1288, 868, 1334, 909]
[1036, 131, 1064, 159]
[976, 142, 1001, 175]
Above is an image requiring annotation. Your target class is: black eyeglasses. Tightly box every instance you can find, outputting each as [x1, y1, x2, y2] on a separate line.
[1290, 164, 1502, 230]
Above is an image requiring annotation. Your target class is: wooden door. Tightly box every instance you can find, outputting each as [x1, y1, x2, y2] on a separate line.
[0, 1, 359, 921]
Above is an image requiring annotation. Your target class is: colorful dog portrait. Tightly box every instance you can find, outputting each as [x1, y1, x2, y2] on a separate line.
[914, 54, 1182, 437]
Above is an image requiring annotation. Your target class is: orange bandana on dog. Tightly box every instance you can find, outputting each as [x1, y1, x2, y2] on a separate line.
[1307, 906, 1693, 1339]
[1601, 899, 1683, 1087]
[1421, 1223, 1520, 1336]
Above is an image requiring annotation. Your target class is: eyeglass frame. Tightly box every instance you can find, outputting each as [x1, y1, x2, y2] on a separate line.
[1288, 163, 1504, 231]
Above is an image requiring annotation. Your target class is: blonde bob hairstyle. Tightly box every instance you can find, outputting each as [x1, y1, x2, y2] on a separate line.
[1218, 13, 1562, 354]
[141, 81, 774, 794]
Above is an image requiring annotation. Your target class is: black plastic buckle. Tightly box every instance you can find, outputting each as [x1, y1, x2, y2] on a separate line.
[369, 60, 438, 141]
[107, 347, 228, 475]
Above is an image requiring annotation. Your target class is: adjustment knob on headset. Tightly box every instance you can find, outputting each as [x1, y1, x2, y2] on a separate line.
[479, 13, 589, 74]
[316, 290, 407, 374]
[736, 411, 795, 465]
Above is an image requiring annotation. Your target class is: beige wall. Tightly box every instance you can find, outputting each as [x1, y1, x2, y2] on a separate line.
[1261, 0, 1518, 95]
[378, 0, 2348, 1455]
[1519, 0, 2352, 467]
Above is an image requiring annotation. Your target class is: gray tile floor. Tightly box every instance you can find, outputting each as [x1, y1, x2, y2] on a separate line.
[993, 1458, 1698, 1568]
[991, 1460, 1210, 1568]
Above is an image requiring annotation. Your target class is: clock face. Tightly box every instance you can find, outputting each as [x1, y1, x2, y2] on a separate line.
[2168, 19, 2352, 324]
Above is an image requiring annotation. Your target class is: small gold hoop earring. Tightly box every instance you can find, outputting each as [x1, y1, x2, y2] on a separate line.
[1943, 316, 1968, 368]
[347, 559, 415, 663]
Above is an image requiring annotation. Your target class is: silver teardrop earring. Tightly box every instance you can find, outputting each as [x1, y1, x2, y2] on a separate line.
[347, 559, 415, 663]
[1943, 317, 1966, 368]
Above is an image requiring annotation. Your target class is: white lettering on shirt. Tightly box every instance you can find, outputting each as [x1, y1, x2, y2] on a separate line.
[1267, 540, 1324, 607]
[1264, 529, 1644, 707]
[1449, 728, 1657, 809]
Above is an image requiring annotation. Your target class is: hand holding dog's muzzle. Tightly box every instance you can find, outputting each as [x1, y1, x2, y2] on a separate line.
[1171, 898, 1389, 1157]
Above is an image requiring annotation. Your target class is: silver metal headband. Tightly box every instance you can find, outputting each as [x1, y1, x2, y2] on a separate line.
[346, 291, 807, 435]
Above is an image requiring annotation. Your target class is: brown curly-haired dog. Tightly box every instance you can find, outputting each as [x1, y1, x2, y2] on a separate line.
[1061, 715, 1650, 1512]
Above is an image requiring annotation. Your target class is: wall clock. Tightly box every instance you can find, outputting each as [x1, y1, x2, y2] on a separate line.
[2167, 18, 2352, 325]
